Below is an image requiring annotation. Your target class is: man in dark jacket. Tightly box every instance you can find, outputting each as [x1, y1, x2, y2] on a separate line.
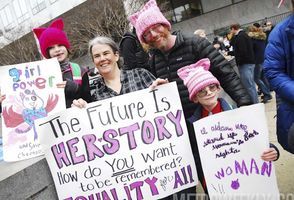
[230, 23, 259, 104]
[129, 0, 252, 199]
[119, 28, 151, 72]
[248, 24, 272, 103]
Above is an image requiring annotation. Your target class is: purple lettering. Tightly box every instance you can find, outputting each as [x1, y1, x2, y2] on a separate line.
[145, 177, 159, 195]
[167, 110, 183, 136]
[250, 158, 260, 174]
[173, 170, 184, 189]
[67, 137, 85, 165]
[154, 116, 172, 140]
[130, 181, 144, 200]
[103, 129, 120, 154]
[82, 134, 104, 160]
[261, 161, 272, 177]
[141, 120, 155, 144]
[235, 160, 249, 176]
[215, 168, 225, 179]
[51, 142, 71, 169]
[119, 123, 139, 150]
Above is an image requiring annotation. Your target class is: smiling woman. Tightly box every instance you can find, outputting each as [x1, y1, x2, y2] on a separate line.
[72, 36, 160, 106]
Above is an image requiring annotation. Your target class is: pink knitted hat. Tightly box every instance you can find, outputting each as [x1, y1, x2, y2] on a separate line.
[33, 18, 70, 58]
[128, 0, 171, 43]
[177, 58, 220, 101]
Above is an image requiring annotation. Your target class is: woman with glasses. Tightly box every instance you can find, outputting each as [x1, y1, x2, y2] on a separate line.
[177, 58, 279, 197]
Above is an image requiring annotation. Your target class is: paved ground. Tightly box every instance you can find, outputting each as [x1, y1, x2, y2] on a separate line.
[196, 93, 294, 199]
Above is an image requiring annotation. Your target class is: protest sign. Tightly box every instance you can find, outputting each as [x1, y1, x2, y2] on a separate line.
[193, 104, 279, 199]
[35, 82, 198, 200]
[0, 58, 65, 161]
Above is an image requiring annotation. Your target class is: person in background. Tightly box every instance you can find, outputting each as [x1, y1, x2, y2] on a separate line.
[230, 23, 259, 104]
[177, 58, 279, 197]
[72, 36, 166, 107]
[263, 0, 294, 154]
[33, 18, 91, 108]
[194, 29, 207, 38]
[212, 36, 226, 51]
[129, 0, 252, 198]
[248, 24, 272, 103]
[119, 27, 151, 72]
[263, 21, 275, 43]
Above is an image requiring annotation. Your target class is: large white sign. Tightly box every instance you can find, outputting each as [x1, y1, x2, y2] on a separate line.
[193, 104, 279, 199]
[36, 82, 198, 200]
[0, 58, 65, 161]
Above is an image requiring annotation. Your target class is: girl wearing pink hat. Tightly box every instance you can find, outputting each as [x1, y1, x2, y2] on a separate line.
[177, 58, 279, 197]
[33, 18, 91, 108]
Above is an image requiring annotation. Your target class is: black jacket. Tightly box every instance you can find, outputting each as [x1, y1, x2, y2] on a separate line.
[119, 32, 151, 71]
[150, 31, 252, 119]
[248, 31, 267, 64]
[230, 30, 255, 66]
[63, 64, 91, 108]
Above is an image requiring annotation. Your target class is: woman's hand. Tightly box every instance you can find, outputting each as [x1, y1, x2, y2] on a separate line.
[261, 147, 278, 161]
[56, 81, 67, 88]
[149, 78, 169, 90]
[72, 98, 87, 108]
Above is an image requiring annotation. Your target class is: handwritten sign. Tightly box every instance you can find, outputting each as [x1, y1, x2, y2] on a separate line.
[0, 58, 65, 161]
[35, 82, 198, 200]
[193, 104, 279, 199]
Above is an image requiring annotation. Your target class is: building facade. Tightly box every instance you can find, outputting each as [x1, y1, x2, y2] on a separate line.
[0, 0, 86, 47]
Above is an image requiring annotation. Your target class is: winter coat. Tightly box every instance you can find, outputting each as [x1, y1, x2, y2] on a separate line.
[248, 31, 267, 64]
[230, 30, 255, 66]
[62, 63, 91, 108]
[119, 32, 151, 71]
[264, 14, 294, 153]
[150, 31, 252, 119]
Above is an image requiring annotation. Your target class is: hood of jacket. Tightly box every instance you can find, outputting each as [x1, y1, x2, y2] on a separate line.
[248, 31, 267, 40]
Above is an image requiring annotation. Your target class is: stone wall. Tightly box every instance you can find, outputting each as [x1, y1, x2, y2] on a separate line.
[0, 158, 58, 199]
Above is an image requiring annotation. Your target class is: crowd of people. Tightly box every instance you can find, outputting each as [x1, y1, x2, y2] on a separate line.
[0, 0, 293, 198]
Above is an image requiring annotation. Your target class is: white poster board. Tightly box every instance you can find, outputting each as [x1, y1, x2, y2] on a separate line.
[0, 58, 65, 161]
[193, 104, 279, 199]
[36, 82, 198, 199]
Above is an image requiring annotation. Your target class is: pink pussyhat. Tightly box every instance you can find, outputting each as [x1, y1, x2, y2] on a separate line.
[177, 58, 220, 101]
[33, 18, 70, 58]
[128, 0, 171, 43]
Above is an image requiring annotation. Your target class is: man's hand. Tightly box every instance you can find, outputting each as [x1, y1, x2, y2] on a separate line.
[149, 78, 169, 90]
[261, 147, 278, 161]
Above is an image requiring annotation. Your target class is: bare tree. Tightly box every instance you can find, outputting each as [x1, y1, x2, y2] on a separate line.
[0, 0, 173, 65]
[0, 25, 40, 65]
[67, 0, 130, 58]
[0, 0, 129, 65]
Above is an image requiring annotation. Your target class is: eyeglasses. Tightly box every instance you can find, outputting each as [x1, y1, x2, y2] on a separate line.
[197, 84, 219, 98]
[143, 24, 162, 40]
